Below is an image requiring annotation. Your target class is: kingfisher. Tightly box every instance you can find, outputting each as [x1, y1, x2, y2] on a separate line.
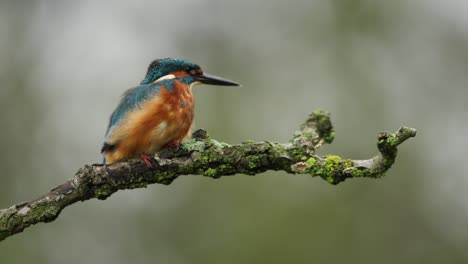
[101, 58, 239, 167]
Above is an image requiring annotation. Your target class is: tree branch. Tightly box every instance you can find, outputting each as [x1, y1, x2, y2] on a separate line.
[0, 110, 416, 242]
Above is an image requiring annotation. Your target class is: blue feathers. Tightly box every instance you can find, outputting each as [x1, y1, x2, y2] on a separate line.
[102, 58, 201, 164]
[105, 57, 200, 130]
[101, 57, 240, 165]
[105, 78, 194, 137]
[141, 58, 199, 84]
[102, 83, 163, 164]
[106, 82, 162, 135]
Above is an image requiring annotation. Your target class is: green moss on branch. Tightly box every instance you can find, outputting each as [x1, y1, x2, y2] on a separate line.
[0, 110, 416, 242]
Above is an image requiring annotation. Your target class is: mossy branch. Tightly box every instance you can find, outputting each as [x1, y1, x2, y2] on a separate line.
[0, 110, 416, 242]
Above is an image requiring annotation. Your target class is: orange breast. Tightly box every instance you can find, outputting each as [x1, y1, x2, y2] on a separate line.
[104, 80, 194, 164]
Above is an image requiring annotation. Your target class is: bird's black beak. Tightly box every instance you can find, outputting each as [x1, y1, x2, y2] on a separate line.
[195, 73, 240, 86]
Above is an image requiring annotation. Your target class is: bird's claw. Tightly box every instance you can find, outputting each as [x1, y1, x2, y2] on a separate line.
[140, 153, 154, 168]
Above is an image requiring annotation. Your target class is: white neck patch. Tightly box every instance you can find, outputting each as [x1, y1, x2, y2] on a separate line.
[153, 74, 176, 84]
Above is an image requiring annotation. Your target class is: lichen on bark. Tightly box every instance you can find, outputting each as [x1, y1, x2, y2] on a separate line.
[0, 110, 416, 242]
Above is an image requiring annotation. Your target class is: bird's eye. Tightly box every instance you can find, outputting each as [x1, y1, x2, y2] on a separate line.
[190, 69, 198, 75]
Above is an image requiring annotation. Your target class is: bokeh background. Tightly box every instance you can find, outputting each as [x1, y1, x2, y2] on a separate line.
[1, 1, 467, 263]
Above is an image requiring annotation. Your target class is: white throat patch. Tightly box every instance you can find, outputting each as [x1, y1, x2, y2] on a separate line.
[189, 81, 202, 90]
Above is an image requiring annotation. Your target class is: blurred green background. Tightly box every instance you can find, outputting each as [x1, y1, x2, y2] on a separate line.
[1, 0, 467, 263]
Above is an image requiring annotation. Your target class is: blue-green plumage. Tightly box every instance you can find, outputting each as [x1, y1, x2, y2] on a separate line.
[141, 58, 199, 85]
[107, 83, 161, 133]
[105, 58, 200, 136]
[101, 57, 240, 165]
[101, 82, 164, 158]
[106, 77, 197, 135]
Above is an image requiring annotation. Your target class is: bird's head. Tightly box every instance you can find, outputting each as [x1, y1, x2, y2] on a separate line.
[141, 58, 239, 87]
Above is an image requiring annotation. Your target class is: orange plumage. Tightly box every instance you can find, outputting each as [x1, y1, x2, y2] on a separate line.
[101, 58, 239, 166]
[103, 80, 194, 164]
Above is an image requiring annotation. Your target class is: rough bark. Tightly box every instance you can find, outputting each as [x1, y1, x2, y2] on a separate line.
[0, 110, 416, 242]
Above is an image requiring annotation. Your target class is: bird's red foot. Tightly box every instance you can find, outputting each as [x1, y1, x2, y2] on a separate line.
[140, 153, 154, 168]
[165, 141, 180, 148]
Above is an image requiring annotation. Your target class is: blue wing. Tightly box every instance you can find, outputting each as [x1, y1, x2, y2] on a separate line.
[101, 82, 165, 153]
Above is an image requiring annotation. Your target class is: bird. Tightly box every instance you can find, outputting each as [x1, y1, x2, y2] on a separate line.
[101, 58, 240, 167]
